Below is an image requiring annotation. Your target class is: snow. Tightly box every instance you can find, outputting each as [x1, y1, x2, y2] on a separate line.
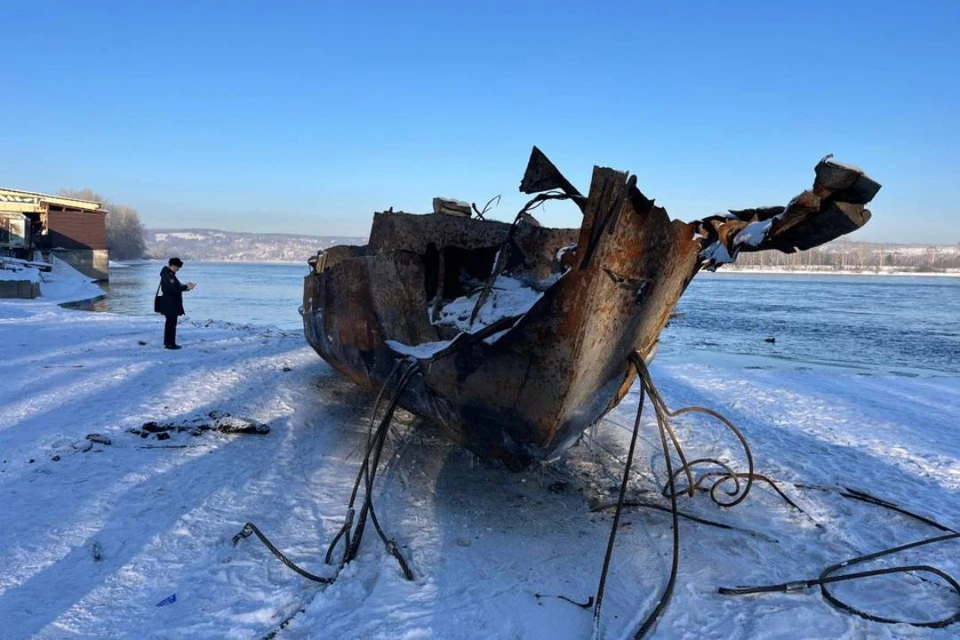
[434, 276, 545, 333]
[437, 197, 472, 207]
[555, 243, 578, 262]
[154, 232, 208, 241]
[699, 242, 734, 267]
[822, 158, 865, 174]
[32, 257, 105, 304]
[0, 267, 39, 282]
[385, 339, 452, 359]
[1, 256, 103, 302]
[733, 220, 773, 248]
[1, 302, 958, 639]
[387, 276, 547, 357]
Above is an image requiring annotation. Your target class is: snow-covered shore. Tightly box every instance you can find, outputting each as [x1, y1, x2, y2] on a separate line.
[0, 300, 958, 639]
[0, 256, 104, 304]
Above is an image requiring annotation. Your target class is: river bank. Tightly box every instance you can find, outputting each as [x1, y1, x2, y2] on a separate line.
[1, 299, 957, 639]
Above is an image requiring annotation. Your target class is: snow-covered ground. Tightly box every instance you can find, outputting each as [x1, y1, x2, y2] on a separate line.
[1, 297, 958, 639]
[1, 256, 104, 304]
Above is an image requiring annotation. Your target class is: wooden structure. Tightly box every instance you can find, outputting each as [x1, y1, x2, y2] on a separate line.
[0, 188, 109, 280]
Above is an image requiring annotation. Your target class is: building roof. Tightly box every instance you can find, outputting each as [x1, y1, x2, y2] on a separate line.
[0, 188, 105, 214]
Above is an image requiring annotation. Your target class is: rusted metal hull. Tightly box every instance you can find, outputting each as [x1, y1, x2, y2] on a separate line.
[303, 149, 879, 468]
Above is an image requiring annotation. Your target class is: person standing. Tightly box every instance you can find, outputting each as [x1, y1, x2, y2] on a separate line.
[158, 257, 195, 349]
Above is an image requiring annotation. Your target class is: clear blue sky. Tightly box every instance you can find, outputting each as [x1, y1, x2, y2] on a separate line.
[2, 0, 957, 243]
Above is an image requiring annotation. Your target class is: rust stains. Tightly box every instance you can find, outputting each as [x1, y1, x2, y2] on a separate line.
[302, 148, 880, 468]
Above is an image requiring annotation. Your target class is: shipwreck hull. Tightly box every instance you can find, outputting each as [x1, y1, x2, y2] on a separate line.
[303, 149, 879, 467]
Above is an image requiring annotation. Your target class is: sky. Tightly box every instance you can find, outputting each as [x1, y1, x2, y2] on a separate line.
[2, 0, 958, 244]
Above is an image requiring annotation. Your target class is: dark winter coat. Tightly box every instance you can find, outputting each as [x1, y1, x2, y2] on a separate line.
[158, 266, 188, 316]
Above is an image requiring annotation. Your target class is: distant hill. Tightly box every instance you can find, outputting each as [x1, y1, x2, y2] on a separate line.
[143, 228, 960, 273]
[145, 229, 367, 263]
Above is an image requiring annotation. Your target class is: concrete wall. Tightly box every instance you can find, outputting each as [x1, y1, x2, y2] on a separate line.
[0, 280, 40, 299]
[56, 249, 110, 281]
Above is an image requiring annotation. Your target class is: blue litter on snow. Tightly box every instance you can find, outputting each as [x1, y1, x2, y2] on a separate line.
[156, 593, 177, 607]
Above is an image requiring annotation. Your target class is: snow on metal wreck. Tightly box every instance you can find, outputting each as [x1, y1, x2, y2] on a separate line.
[302, 148, 880, 468]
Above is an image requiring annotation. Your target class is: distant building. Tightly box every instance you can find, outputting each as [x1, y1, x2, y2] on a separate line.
[0, 188, 109, 280]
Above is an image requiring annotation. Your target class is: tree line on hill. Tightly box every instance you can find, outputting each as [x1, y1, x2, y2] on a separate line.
[731, 241, 960, 272]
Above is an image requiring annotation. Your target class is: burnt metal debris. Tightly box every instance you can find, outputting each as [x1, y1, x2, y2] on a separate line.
[302, 147, 880, 468]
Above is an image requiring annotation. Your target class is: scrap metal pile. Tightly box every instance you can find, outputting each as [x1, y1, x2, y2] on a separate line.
[302, 147, 880, 468]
